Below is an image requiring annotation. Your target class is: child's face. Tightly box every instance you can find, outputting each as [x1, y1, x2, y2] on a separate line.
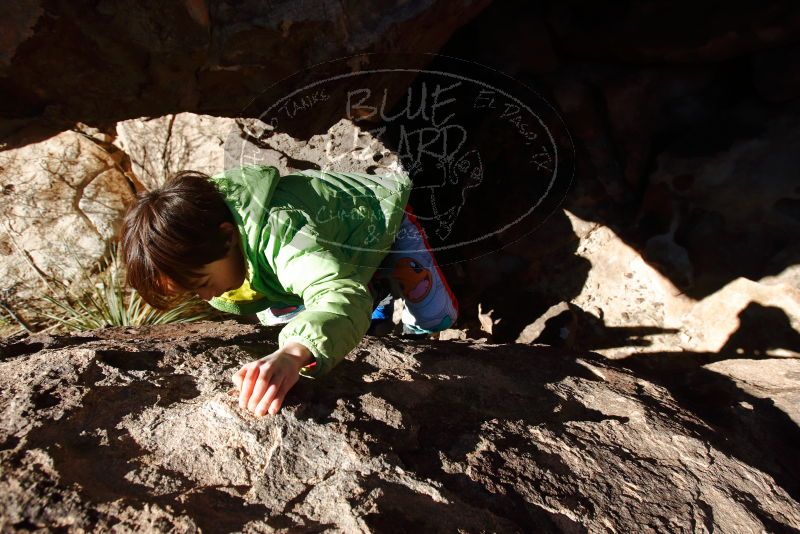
[188, 222, 247, 301]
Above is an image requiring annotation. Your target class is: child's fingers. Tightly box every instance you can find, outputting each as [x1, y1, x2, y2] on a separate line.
[239, 363, 260, 409]
[269, 379, 292, 415]
[268, 396, 282, 416]
[247, 367, 275, 412]
[232, 366, 247, 388]
[255, 377, 284, 417]
[268, 374, 298, 415]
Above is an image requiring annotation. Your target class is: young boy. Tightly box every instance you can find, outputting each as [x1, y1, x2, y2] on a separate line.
[120, 164, 458, 418]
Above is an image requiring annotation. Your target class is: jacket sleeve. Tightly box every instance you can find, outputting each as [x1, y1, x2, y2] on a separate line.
[266, 209, 374, 378]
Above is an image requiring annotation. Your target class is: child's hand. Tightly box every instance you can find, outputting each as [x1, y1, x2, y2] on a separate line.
[232, 342, 313, 416]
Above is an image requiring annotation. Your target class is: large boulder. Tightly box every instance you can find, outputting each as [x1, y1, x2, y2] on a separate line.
[0, 130, 134, 328]
[0, 0, 491, 136]
[513, 210, 800, 360]
[114, 114, 240, 191]
[641, 101, 800, 297]
[0, 322, 798, 531]
[114, 113, 406, 190]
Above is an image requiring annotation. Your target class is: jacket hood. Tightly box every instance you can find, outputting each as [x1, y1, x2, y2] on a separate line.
[209, 164, 281, 247]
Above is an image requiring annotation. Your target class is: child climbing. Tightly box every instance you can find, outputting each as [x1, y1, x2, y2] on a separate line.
[120, 164, 458, 417]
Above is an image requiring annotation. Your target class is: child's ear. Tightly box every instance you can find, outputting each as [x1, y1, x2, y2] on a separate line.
[219, 222, 236, 246]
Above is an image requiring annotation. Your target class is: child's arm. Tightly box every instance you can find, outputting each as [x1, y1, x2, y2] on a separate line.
[232, 209, 374, 416]
[270, 209, 374, 376]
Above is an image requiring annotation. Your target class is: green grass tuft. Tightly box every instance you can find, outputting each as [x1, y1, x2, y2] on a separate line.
[40, 241, 215, 331]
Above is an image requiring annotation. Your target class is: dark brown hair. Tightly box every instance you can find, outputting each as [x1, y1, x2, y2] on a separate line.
[120, 170, 235, 310]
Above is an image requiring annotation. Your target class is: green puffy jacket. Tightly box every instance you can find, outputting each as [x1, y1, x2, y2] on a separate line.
[207, 164, 412, 378]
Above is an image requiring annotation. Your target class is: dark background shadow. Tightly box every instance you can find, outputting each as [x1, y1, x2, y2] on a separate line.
[3, 1, 798, 303]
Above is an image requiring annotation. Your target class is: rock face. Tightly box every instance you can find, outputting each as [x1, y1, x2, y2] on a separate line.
[114, 114, 238, 191]
[0, 130, 134, 325]
[114, 113, 407, 191]
[1, 322, 799, 532]
[0, 0, 491, 135]
[512, 210, 800, 358]
[1, 2, 799, 529]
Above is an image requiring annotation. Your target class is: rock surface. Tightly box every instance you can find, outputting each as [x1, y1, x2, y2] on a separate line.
[114, 114, 406, 190]
[0, 3, 799, 529]
[0, 0, 491, 135]
[0, 130, 134, 326]
[1, 322, 799, 532]
[514, 210, 800, 360]
[704, 358, 800, 428]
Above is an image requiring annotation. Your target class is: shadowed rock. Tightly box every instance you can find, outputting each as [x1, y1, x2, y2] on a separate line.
[1, 321, 798, 531]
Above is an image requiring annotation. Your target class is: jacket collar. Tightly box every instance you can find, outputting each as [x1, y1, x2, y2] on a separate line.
[208, 164, 282, 292]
